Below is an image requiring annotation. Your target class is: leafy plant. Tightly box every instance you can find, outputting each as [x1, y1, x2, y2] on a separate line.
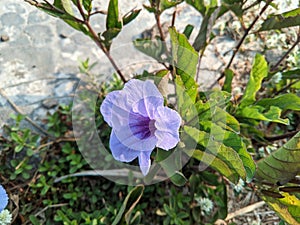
[2, 0, 299, 224]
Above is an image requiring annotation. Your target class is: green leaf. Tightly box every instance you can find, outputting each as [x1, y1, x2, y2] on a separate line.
[185, 0, 220, 51]
[261, 193, 300, 224]
[184, 126, 246, 183]
[192, 14, 210, 51]
[106, 0, 122, 30]
[260, 8, 300, 31]
[112, 185, 144, 225]
[281, 68, 300, 79]
[185, 0, 206, 15]
[175, 76, 198, 122]
[29, 215, 40, 225]
[200, 120, 255, 182]
[11, 132, 23, 144]
[192, 7, 218, 51]
[192, 150, 238, 182]
[61, 0, 74, 15]
[219, 0, 243, 18]
[222, 69, 234, 93]
[82, 0, 93, 13]
[130, 211, 142, 225]
[238, 106, 289, 125]
[169, 27, 198, 102]
[255, 131, 300, 185]
[170, 171, 187, 186]
[123, 9, 141, 25]
[36, 3, 89, 35]
[183, 24, 194, 39]
[15, 144, 24, 153]
[160, 0, 183, 11]
[239, 54, 268, 107]
[257, 94, 300, 111]
[212, 106, 240, 133]
[133, 38, 165, 62]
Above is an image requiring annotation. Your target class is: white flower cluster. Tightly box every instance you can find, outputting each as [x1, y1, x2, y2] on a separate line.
[0, 210, 12, 225]
[195, 196, 214, 215]
[232, 178, 245, 193]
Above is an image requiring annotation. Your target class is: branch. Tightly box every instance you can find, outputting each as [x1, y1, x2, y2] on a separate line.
[265, 130, 299, 142]
[155, 0, 165, 41]
[0, 88, 55, 139]
[76, 0, 127, 83]
[216, 0, 274, 83]
[270, 33, 300, 72]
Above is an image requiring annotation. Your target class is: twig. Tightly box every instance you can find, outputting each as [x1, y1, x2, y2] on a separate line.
[225, 201, 266, 221]
[76, 0, 127, 83]
[243, 0, 262, 12]
[270, 33, 300, 72]
[0, 88, 55, 138]
[34, 203, 68, 217]
[54, 169, 166, 183]
[272, 79, 300, 97]
[171, 9, 177, 27]
[214, 0, 274, 86]
[33, 137, 76, 153]
[265, 130, 299, 142]
[155, 0, 165, 41]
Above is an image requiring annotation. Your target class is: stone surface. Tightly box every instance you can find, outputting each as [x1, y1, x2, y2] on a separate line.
[0, 0, 277, 129]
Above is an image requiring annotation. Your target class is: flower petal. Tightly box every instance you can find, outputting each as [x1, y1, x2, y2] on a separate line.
[0, 185, 8, 211]
[125, 80, 164, 119]
[109, 131, 140, 162]
[138, 151, 152, 176]
[133, 96, 164, 120]
[114, 124, 157, 151]
[154, 106, 181, 150]
[100, 90, 122, 126]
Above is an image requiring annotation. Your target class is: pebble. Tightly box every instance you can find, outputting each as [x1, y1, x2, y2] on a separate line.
[42, 99, 59, 109]
[0, 35, 9, 42]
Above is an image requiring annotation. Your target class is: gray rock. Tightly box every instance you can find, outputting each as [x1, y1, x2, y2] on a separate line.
[42, 98, 58, 109]
[24, 25, 53, 47]
[2, 3, 26, 14]
[55, 20, 75, 38]
[54, 81, 77, 97]
[28, 10, 50, 24]
[0, 13, 25, 27]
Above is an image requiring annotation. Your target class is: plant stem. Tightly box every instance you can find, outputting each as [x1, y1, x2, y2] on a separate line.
[155, 0, 165, 41]
[270, 33, 300, 72]
[265, 130, 299, 141]
[272, 79, 300, 97]
[76, 0, 127, 83]
[216, 0, 274, 83]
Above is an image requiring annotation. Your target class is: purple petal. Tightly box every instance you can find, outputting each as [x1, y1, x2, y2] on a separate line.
[109, 131, 140, 162]
[138, 151, 152, 176]
[129, 111, 152, 140]
[133, 96, 164, 120]
[125, 80, 164, 119]
[114, 124, 157, 151]
[100, 90, 121, 126]
[154, 106, 181, 150]
[0, 185, 8, 211]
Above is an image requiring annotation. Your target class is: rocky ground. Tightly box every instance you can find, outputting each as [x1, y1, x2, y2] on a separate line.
[0, 0, 234, 129]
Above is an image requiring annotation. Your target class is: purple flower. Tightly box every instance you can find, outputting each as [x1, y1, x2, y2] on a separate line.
[0, 185, 8, 212]
[100, 79, 181, 175]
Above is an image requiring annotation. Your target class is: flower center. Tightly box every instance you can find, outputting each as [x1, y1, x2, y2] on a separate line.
[129, 111, 156, 140]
